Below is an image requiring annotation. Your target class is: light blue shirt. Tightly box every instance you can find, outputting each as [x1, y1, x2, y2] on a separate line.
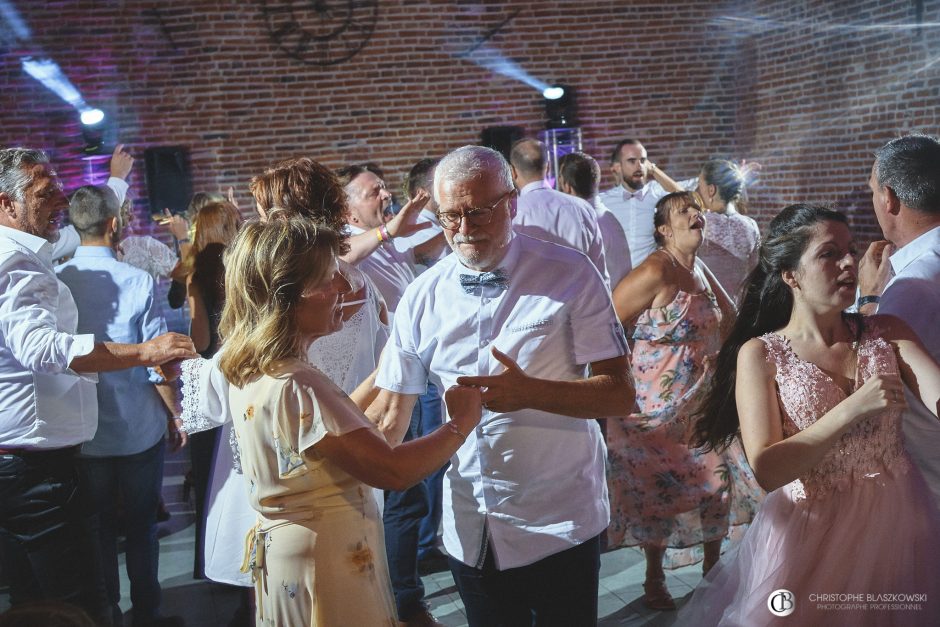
[376, 234, 627, 570]
[513, 180, 609, 286]
[57, 246, 168, 456]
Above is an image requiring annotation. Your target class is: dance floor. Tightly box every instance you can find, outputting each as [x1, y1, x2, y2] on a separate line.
[1, 447, 703, 626]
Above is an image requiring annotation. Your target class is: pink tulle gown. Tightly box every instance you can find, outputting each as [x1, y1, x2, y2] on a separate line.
[678, 318, 940, 626]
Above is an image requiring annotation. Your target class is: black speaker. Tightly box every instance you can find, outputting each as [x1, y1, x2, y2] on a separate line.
[480, 126, 525, 161]
[144, 146, 193, 216]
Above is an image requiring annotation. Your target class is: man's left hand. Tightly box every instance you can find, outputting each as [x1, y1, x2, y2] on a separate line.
[456, 347, 534, 413]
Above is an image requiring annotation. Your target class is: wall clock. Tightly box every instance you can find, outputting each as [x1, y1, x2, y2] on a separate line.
[260, 0, 378, 66]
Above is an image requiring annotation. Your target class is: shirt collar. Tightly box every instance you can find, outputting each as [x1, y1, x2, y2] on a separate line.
[519, 180, 547, 196]
[890, 225, 940, 275]
[0, 224, 54, 263]
[73, 245, 117, 259]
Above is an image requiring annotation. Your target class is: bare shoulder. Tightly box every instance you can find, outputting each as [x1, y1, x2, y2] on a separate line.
[738, 336, 775, 376]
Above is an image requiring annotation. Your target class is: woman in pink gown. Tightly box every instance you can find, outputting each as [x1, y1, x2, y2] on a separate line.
[609, 192, 762, 610]
[685, 203, 940, 625]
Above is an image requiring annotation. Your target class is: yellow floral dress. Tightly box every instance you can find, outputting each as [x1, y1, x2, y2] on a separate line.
[228, 359, 397, 626]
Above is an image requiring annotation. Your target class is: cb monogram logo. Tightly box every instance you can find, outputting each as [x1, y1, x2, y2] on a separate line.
[767, 589, 795, 617]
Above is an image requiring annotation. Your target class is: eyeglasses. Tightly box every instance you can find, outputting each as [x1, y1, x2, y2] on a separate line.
[436, 188, 515, 231]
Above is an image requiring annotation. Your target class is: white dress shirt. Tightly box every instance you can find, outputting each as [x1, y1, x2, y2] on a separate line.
[878, 225, 940, 510]
[0, 225, 98, 449]
[598, 177, 696, 268]
[592, 196, 632, 288]
[513, 181, 609, 285]
[346, 224, 416, 314]
[375, 234, 627, 570]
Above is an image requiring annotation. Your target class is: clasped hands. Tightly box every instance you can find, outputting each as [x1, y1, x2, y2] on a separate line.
[455, 346, 534, 414]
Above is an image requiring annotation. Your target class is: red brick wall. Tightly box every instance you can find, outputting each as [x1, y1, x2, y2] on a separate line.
[740, 0, 940, 241]
[2, 0, 937, 246]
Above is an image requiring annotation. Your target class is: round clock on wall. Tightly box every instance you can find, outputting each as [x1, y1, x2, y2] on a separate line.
[260, 0, 378, 66]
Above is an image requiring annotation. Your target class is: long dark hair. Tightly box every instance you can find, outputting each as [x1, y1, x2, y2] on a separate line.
[691, 203, 849, 452]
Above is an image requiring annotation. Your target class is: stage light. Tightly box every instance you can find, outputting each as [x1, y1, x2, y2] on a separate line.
[542, 85, 565, 100]
[80, 108, 105, 126]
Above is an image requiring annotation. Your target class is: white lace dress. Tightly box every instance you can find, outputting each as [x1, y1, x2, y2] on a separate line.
[180, 269, 389, 586]
[698, 205, 760, 304]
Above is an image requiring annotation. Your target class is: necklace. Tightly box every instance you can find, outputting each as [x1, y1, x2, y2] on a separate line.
[660, 248, 696, 274]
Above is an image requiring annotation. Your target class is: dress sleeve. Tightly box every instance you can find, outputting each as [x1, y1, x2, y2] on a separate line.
[179, 355, 231, 434]
[273, 367, 371, 477]
[145, 237, 179, 278]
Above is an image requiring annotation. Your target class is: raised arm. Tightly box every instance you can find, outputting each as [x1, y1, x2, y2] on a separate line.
[457, 348, 634, 418]
[340, 191, 432, 265]
[648, 163, 684, 194]
[737, 338, 905, 492]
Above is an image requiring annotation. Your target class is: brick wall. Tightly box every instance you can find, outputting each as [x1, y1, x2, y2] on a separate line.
[2, 0, 937, 247]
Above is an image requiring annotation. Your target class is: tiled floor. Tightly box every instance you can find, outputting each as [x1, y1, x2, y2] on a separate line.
[1, 446, 701, 625]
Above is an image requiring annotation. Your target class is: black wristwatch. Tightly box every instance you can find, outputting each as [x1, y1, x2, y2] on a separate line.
[857, 294, 881, 309]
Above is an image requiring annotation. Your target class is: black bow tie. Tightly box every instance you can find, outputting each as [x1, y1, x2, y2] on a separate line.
[459, 268, 509, 294]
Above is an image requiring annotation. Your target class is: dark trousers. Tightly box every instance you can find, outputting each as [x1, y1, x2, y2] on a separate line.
[449, 534, 602, 627]
[383, 391, 433, 621]
[0, 447, 111, 626]
[188, 425, 221, 579]
[79, 439, 165, 626]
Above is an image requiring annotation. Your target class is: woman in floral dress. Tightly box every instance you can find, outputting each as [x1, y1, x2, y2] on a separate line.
[609, 192, 762, 611]
[216, 217, 481, 626]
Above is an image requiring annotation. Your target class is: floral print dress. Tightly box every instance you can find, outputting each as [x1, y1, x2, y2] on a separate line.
[607, 286, 762, 567]
[229, 359, 397, 627]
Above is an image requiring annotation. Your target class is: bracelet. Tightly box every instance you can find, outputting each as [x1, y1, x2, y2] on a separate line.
[380, 224, 392, 241]
[857, 294, 881, 309]
[443, 421, 467, 443]
[375, 228, 384, 243]
[176, 237, 190, 244]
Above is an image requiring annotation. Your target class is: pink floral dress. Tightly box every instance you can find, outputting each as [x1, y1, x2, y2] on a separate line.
[607, 286, 762, 567]
[677, 317, 940, 625]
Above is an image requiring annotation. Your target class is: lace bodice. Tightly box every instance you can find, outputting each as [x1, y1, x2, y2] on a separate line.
[759, 320, 910, 499]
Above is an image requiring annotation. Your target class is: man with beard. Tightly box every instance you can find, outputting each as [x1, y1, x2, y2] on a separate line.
[597, 139, 694, 268]
[366, 145, 634, 626]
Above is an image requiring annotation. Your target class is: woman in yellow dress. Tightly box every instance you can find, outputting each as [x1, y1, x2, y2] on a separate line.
[218, 215, 482, 626]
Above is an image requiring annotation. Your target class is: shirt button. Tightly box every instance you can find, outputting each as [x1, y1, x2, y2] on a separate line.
[480, 338, 489, 348]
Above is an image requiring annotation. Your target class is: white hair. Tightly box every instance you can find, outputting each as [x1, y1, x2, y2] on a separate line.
[0, 148, 50, 203]
[433, 145, 514, 205]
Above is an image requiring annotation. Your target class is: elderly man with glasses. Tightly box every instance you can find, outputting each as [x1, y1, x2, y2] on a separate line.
[365, 145, 635, 627]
